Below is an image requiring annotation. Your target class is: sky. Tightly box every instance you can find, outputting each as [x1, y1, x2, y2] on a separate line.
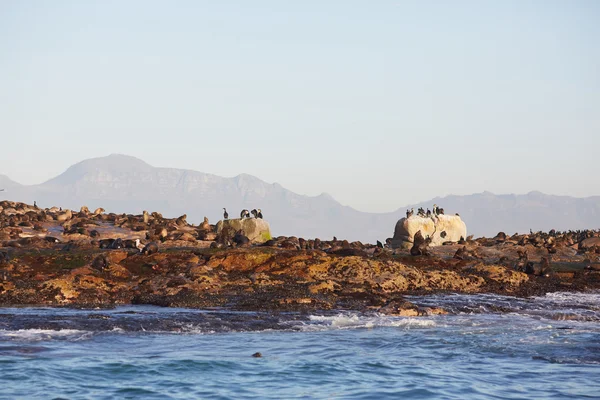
[0, 0, 598, 212]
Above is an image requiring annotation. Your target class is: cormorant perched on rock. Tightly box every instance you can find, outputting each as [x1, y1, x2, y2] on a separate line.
[223, 208, 229, 220]
[417, 207, 425, 217]
[426, 209, 431, 218]
[406, 208, 414, 218]
[376, 240, 384, 249]
[257, 209, 263, 219]
[433, 204, 439, 216]
[34, 201, 37, 208]
[439, 208, 444, 215]
[240, 209, 250, 219]
[251, 209, 258, 218]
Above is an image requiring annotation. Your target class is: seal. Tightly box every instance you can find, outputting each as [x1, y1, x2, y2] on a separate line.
[142, 242, 159, 255]
[93, 208, 105, 215]
[99, 238, 115, 249]
[91, 254, 108, 271]
[175, 214, 187, 226]
[110, 238, 124, 249]
[123, 238, 142, 250]
[453, 246, 466, 260]
[233, 229, 250, 246]
[199, 216, 211, 231]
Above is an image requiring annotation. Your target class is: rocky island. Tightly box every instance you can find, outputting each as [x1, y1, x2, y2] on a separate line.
[1, 201, 599, 316]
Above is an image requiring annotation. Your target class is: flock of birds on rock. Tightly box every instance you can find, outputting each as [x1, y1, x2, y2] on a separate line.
[222, 208, 263, 220]
[406, 204, 450, 219]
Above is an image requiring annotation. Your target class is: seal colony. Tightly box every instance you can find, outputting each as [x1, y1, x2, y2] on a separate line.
[0, 200, 599, 315]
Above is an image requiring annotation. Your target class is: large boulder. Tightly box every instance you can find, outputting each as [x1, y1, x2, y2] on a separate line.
[215, 218, 272, 244]
[391, 215, 467, 249]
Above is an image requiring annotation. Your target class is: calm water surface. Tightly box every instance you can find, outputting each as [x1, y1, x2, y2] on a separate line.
[1, 292, 599, 399]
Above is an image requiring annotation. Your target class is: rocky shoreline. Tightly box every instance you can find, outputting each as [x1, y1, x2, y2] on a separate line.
[1, 201, 599, 315]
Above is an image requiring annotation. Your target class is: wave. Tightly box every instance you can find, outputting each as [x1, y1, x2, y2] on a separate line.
[300, 313, 437, 332]
[405, 291, 600, 323]
[0, 328, 93, 342]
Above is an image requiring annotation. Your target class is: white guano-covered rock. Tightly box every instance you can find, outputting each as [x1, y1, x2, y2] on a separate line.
[391, 214, 467, 248]
[215, 218, 272, 244]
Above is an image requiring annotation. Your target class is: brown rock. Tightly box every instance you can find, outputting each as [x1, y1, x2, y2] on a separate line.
[106, 264, 132, 279]
[308, 280, 337, 294]
[472, 264, 529, 287]
[105, 251, 129, 265]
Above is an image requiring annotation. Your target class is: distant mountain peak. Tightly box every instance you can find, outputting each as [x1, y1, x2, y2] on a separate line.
[527, 190, 545, 196]
[94, 154, 153, 168]
[44, 154, 154, 185]
[0, 174, 21, 188]
[318, 192, 335, 201]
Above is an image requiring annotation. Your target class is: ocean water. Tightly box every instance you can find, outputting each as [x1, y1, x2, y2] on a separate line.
[1, 292, 599, 399]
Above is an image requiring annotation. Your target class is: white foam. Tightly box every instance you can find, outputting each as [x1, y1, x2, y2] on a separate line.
[0, 329, 92, 341]
[301, 313, 437, 331]
[533, 291, 600, 305]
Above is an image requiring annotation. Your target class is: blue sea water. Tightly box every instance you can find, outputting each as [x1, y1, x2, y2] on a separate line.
[1, 292, 599, 399]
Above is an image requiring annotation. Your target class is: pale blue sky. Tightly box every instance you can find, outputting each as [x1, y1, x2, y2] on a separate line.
[1, 0, 598, 212]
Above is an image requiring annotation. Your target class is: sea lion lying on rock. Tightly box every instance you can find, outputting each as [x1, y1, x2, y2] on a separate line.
[91, 254, 109, 271]
[142, 242, 159, 255]
[233, 230, 250, 247]
[0, 251, 10, 265]
[524, 256, 552, 277]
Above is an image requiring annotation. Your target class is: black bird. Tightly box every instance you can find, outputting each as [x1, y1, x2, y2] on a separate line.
[240, 209, 250, 219]
[34, 201, 37, 208]
[251, 209, 258, 218]
[257, 209, 263, 219]
[223, 208, 229, 220]
[426, 209, 432, 217]
[376, 240, 384, 249]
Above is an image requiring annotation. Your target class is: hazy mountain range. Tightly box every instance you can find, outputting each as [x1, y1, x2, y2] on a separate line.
[1, 154, 599, 242]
